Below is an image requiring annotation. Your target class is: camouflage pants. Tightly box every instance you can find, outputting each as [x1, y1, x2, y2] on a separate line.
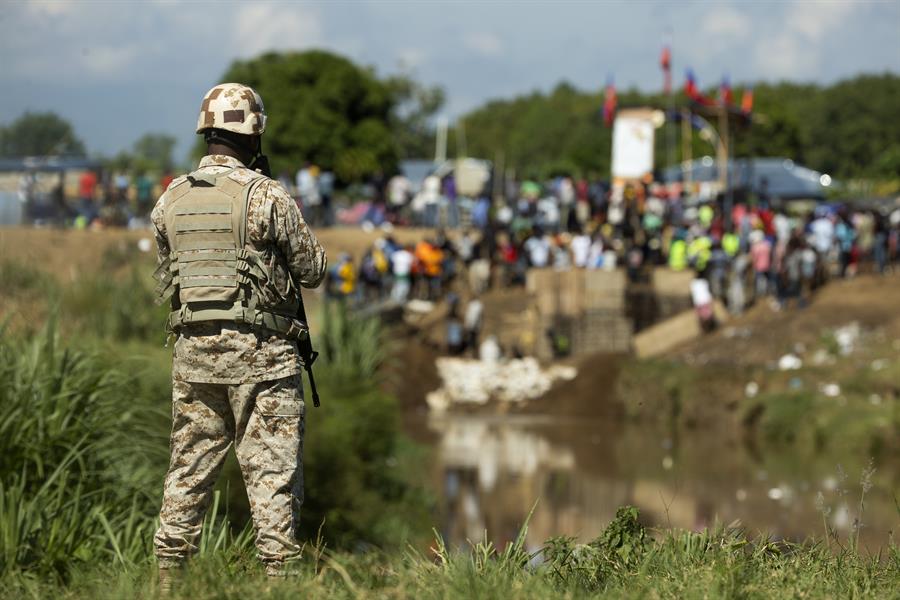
[154, 375, 304, 574]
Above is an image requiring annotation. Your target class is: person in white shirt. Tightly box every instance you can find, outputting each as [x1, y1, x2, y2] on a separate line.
[390, 245, 415, 302]
[524, 234, 551, 268]
[570, 232, 592, 268]
[463, 298, 484, 355]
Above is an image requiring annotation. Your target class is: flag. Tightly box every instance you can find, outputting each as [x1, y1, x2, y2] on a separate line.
[603, 76, 617, 126]
[719, 75, 733, 106]
[660, 45, 672, 94]
[684, 68, 715, 106]
[741, 87, 754, 114]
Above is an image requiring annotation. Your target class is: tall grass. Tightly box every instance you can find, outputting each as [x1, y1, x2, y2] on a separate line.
[0, 319, 168, 578]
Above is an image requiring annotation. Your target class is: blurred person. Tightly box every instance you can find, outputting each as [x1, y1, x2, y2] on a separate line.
[557, 176, 575, 231]
[318, 169, 334, 227]
[779, 235, 805, 309]
[800, 238, 818, 305]
[115, 171, 130, 203]
[552, 234, 571, 270]
[570, 230, 592, 268]
[749, 229, 772, 299]
[835, 212, 856, 277]
[387, 173, 410, 216]
[872, 211, 888, 275]
[690, 276, 715, 331]
[331, 253, 357, 299]
[160, 170, 175, 192]
[524, 230, 551, 268]
[359, 241, 389, 301]
[77, 169, 98, 223]
[135, 172, 154, 216]
[390, 244, 414, 303]
[668, 231, 688, 271]
[415, 238, 444, 299]
[728, 250, 750, 315]
[706, 240, 730, 299]
[463, 296, 484, 356]
[295, 162, 320, 224]
[587, 234, 605, 269]
[151, 83, 326, 586]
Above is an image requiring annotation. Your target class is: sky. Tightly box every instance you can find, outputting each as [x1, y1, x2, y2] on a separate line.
[2, 0, 899, 161]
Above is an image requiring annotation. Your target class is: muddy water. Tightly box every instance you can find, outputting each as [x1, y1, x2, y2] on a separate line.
[409, 413, 899, 552]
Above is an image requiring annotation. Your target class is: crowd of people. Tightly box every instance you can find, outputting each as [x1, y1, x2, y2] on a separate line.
[325, 174, 900, 333]
[17, 168, 174, 228]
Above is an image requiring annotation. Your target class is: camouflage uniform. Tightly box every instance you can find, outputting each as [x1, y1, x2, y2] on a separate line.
[151, 153, 326, 575]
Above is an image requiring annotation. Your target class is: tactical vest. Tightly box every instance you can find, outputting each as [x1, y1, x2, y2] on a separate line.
[153, 168, 306, 340]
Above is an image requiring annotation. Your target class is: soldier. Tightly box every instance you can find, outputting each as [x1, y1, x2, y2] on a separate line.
[151, 83, 327, 588]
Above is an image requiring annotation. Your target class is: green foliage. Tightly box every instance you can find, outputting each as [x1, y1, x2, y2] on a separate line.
[298, 303, 431, 548]
[0, 321, 169, 578]
[384, 75, 445, 159]
[107, 132, 178, 175]
[208, 50, 399, 180]
[3, 506, 896, 598]
[463, 73, 900, 180]
[0, 112, 86, 158]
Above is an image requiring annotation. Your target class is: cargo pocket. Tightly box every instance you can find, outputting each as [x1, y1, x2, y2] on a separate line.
[255, 375, 304, 417]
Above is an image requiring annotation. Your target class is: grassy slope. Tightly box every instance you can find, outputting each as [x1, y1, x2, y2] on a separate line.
[1, 241, 899, 598]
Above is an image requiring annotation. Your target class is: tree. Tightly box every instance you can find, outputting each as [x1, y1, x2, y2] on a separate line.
[206, 50, 402, 181]
[384, 75, 445, 159]
[0, 112, 86, 157]
[460, 74, 900, 181]
[132, 133, 177, 172]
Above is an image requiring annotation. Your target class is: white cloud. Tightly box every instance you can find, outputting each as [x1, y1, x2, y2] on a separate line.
[788, 0, 854, 40]
[463, 31, 503, 58]
[397, 47, 427, 70]
[25, 0, 77, 18]
[233, 4, 323, 57]
[753, 0, 856, 78]
[701, 5, 750, 40]
[80, 44, 141, 76]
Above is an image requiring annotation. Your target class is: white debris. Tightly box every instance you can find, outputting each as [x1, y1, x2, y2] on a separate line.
[428, 357, 577, 408]
[778, 354, 803, 371]
[820, 383, 841, 398]
[870, 359, 887, 371]
[833, 322, 860, 356]
[744, 381, 759, 398]
[137, 237, 153, 253]
[869, 394, 882, 406]
[735, 489, 748, 502]
[767, 487, 784, 500]
[405, 299, 435, 314]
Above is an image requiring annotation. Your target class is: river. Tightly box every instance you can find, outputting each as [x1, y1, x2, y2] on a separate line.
[408, 412, 899, 553]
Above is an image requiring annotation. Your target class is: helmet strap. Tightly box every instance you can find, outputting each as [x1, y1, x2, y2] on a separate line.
[249, 138, 272, 178]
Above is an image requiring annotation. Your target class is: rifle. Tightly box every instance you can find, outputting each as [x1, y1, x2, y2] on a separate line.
[297, 291, 321, 408]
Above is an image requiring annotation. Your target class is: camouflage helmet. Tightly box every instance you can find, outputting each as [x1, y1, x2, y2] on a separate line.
[196, 83, 267, 135]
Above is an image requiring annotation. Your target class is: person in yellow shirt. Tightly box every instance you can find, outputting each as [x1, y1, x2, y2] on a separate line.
[335, 253, 356, 297]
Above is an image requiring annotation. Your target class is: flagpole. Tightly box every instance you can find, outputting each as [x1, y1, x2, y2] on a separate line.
[663, 33, 675, 174]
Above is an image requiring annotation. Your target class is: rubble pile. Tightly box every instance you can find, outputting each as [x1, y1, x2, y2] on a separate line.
[426, 357, 576, 411]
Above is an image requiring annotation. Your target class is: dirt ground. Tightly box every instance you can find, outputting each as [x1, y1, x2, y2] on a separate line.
[672, 271, 900, 367]
[0, 226, 436, 282]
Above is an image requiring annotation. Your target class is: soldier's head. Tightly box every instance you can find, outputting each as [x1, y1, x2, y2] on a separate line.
[196, 83, 267, 164]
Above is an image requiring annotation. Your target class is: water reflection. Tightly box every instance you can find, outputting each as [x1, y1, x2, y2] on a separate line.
[424, 415, 899, 552]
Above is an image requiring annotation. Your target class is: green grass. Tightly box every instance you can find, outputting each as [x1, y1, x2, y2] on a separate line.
[1, 506, 897, 599]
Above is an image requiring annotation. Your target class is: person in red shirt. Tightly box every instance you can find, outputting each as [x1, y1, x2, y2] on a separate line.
[160, 171, 174, 191]
[78, 170, 98, 222]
